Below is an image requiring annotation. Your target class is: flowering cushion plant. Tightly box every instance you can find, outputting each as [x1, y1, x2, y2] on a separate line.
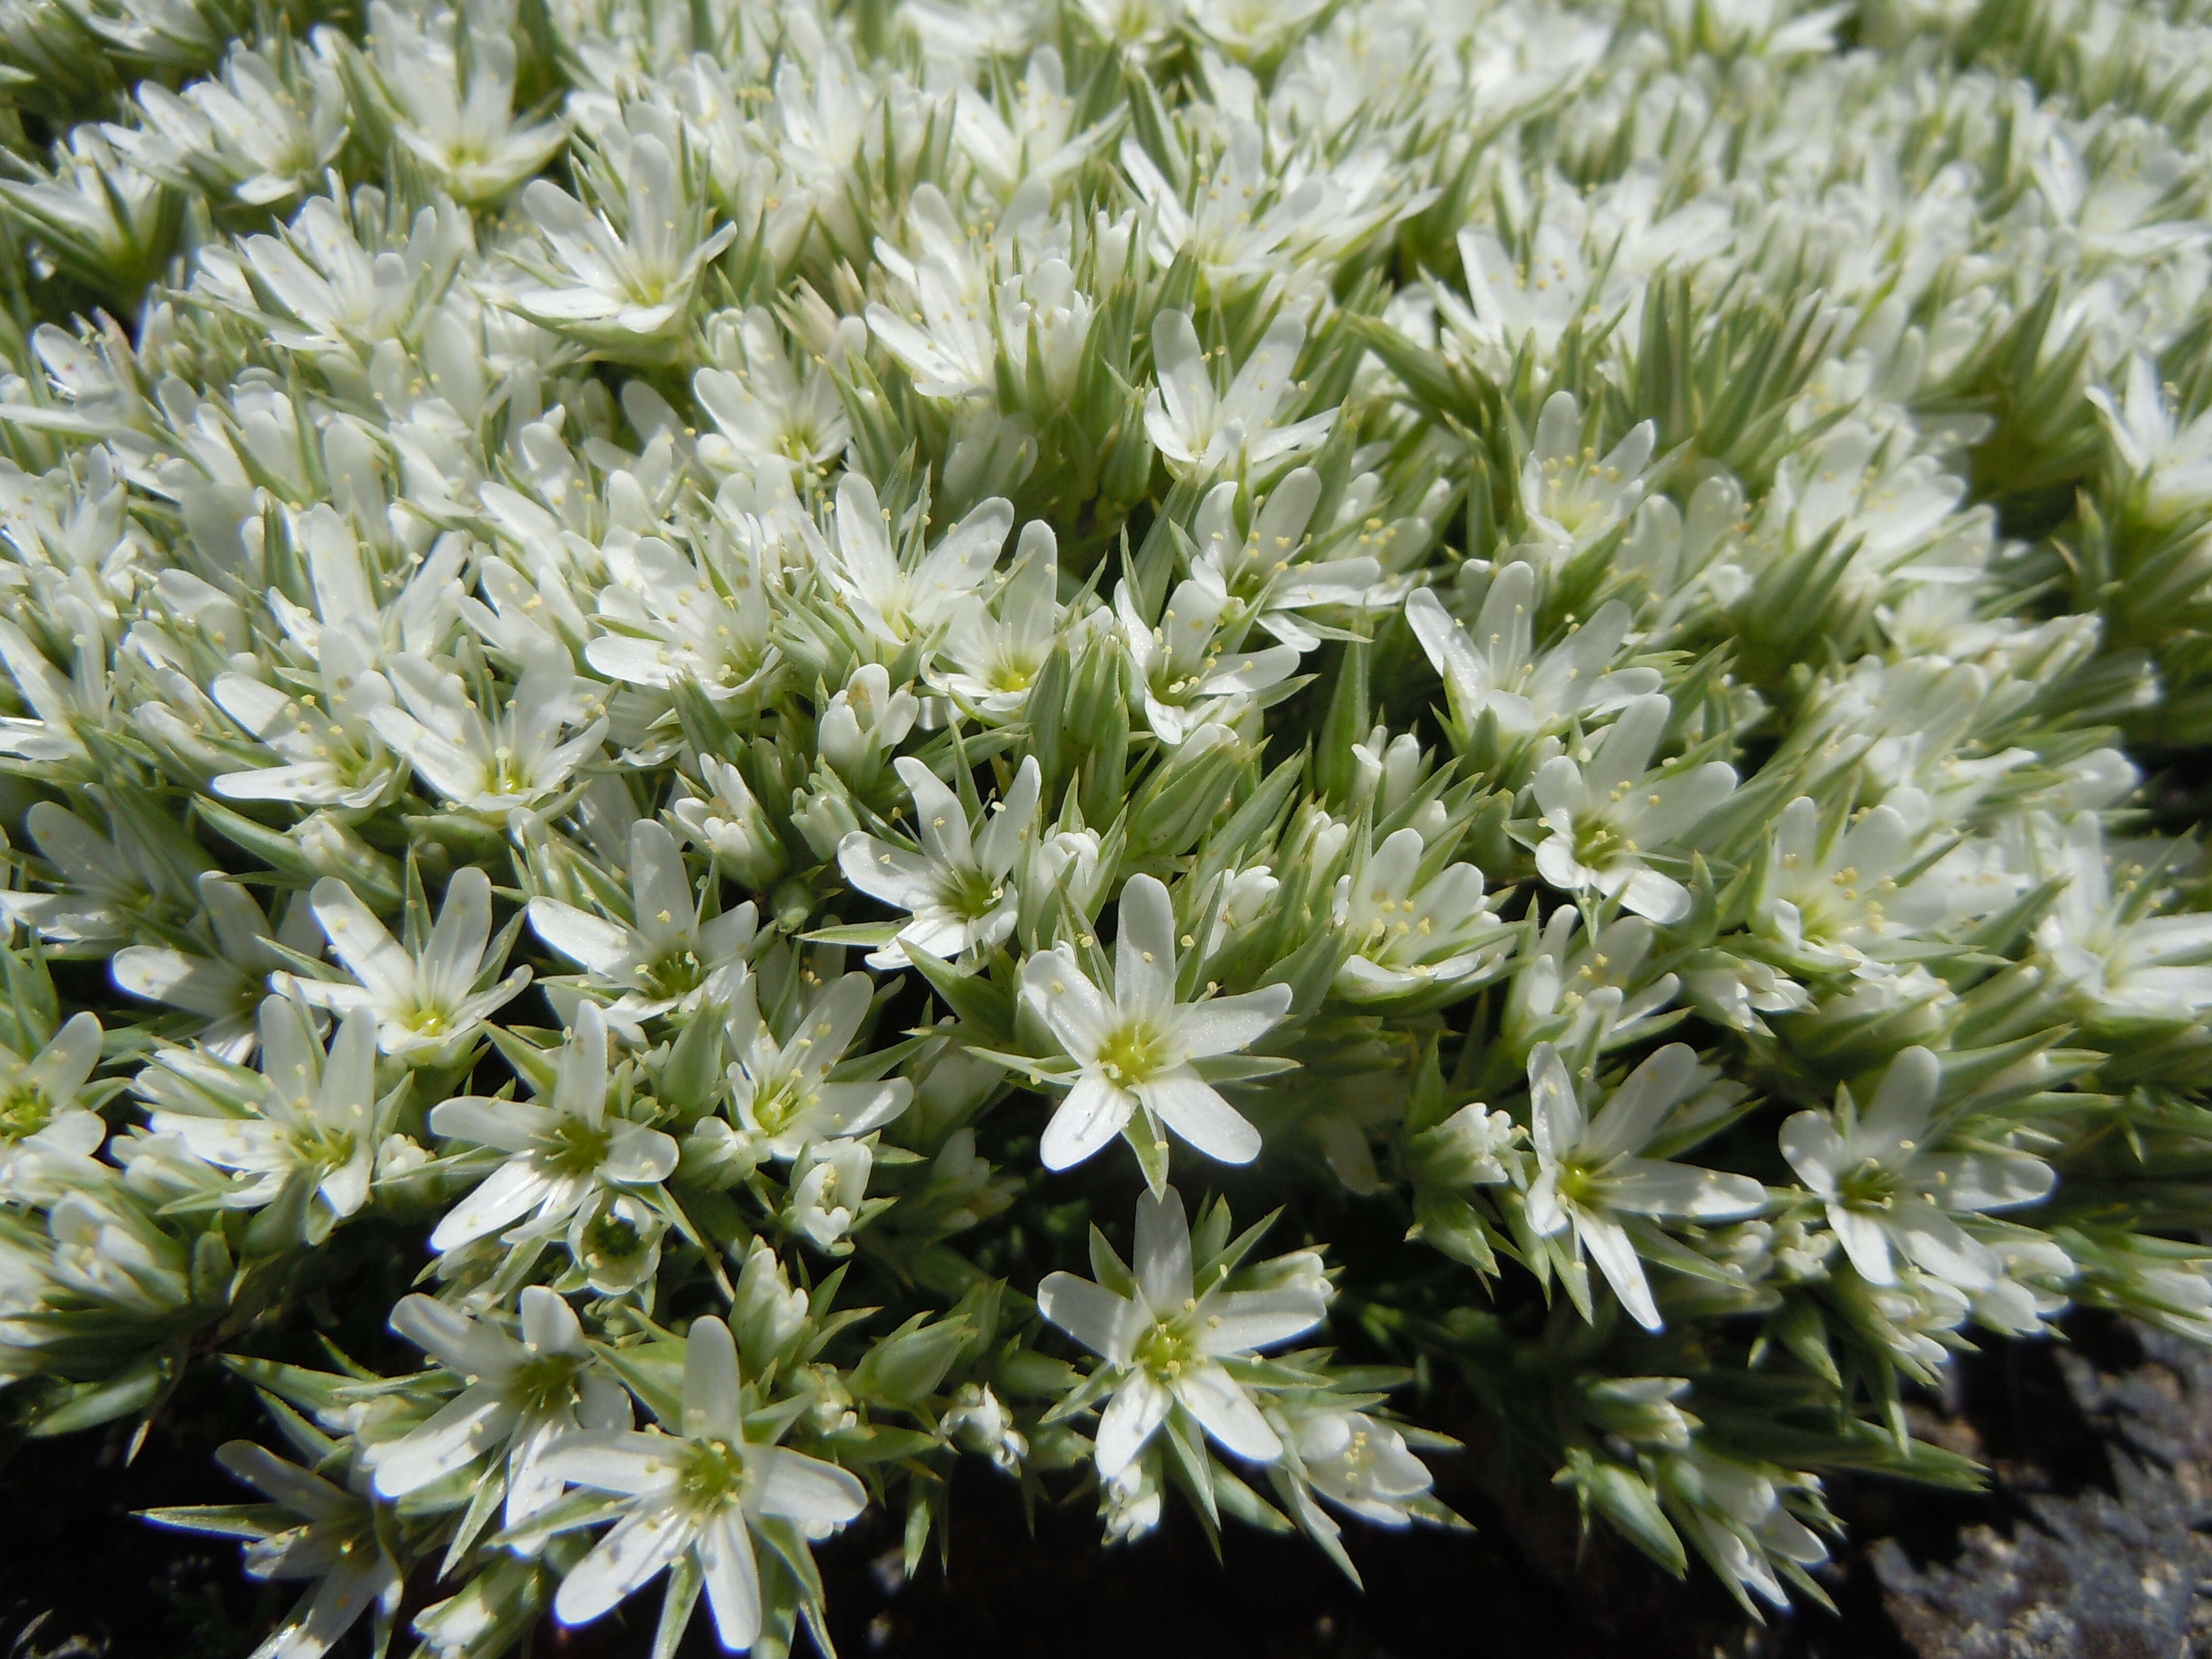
[1, 0, 2210, 1649]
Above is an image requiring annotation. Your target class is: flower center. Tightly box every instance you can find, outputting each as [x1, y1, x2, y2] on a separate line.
[289, 1118, 357, 1172]
[1574, 818, 1628, 869]
[749, 1071, 810, 1135]
[941, 867, 1005, 922]
[511, 1352, 583, 1415]
[1095, 1021, 1168, 1088]
[581, 1206, 645, 1265]
[545, 1118, 613, 1175]
[642, 948, 704, 999]
[677, 1436, 751, 1511]
[1135, 1321, 1196, 1378]
[0, 1084, 55, 1141]
[1837, 1160, 1899, 1210]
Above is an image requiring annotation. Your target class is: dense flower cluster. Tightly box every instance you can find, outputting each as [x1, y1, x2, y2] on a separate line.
[2, 0, 2211, 1647]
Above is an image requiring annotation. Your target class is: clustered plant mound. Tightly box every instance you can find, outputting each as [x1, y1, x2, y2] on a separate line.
[0, 0, 2209, 1650]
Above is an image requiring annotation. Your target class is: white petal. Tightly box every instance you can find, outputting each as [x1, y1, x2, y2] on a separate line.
[552, 1499, 692, 1626]
[388, 1293, 519, 1377]
[1037, 1271, 1138, 1366]
[695, 1506, 762, 1651]
[1138, 1074, 1260, 1165]
[1039, 1076, 1134, 1171]
[1172, 1363, 1281, 1463]
[539, 1429, 683, 1495]
[371, 1386, 517, 1497]
[1133, 1186, 1193, 1308]
[750, 1445, 866, 1527]
[682, 1316, 742, 1443]
[430, 1157, 558, 1251]
[1579, 1213, 1663, 1331]
[1114, 875, 1179, 1021]
[1170, 986, 1290, 1059]
[1827, 1203, 1895, 1285]
[1198, 1286, 1328, 1354]
[1094, 1370, 1171, 1478]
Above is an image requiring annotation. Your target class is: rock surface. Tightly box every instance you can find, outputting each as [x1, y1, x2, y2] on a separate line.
[1867, 1322, 2212, 1659]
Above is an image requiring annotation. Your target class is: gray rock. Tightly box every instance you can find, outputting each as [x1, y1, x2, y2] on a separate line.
[1871, 1328, 2212, 1659]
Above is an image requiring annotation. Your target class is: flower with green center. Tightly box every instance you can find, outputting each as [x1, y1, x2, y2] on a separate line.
[1038, 1187, 1331, 1478]
[1779, 1046, 2054, 1295]
[1115, 576, 1303, 747]
[1519, 391, 1657, 551]
[729, 971, 911, 1160]
[0, 1011, 105, 1205]
[1331, 826, 1513, 1008]
[1405, 563, 1659, 745]
[933, 523, 1065, 716]
[529, 817, 758, 1033]
[1530, 693, 1738, 925]
[1524, 1042, 1769, 1331]
[838, 755, 1042, 969]
[142, 1000, 384, 1244]
[1018, 875, 1292, 1185]
[543, 1315, 866, 1651]
[295, 866, 530, 1063]
[365, 644, 609, 821]
[371, 1287, 631, 1524]
[427, 1002, 679, 1256]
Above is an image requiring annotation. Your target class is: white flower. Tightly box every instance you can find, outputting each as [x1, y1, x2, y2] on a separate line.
[426, 1003, 678, 1256]
[1523, 1042, 1768, 1331]
[838, 756, 1041, 969]
[1124, 124, 1389, 291]
[2027, 812, 2212, 1025]
[529, 818, 757, 1028]
[142, 1002, 385, 1243]
[183, 1440, 403, 1659]
[2088, 354, 2212, 522]
[586, 526, 780, 705]
[1779, 1046, 2055, 1295]
[1143, 309, 1335, 479]
[729, 972, 911, 1160]
[951, 47, 1106, 195]
[785, 1136, 873, 1250]
[1331, 827, 1511, 1006]
[934, 522, 1064, 713]
[1279, 1405, 1438, 1529]
[813, 473, 1012, 651]
[201, 193, 473, 362]
[368, 644, 608, 819]
[210, 621, 403, 811]
[1017, 874, 1292, 1179]
[112, 874, 315, 1058]
[1404, 564, 1658, 741]
[1753, 792, 2016, 976]
[347, 0, 564, 205]
[115, 41, 348, 207]
[295, 867, 530, 1061]
[1529, 694, 1738, 925]
[506, 132, 735, 352]
[1520, 392, 1658, 551]
[944, 1381, 1027, 1473]
[1038, 1186, 1329, 1476]
[1187, 469, 1385, 652]
[542, 1315, 866, 1651]
[0, 1011, 105, 1205]
[694, 308, 851, 483]
[668, 755, 789, 891]
[371, 1287, 631, 1523]
[1117, 578, 1302, 745]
